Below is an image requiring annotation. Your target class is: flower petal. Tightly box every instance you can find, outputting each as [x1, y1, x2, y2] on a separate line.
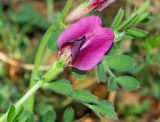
[58, 16, 102, 48]
[72, 27, 114, 70]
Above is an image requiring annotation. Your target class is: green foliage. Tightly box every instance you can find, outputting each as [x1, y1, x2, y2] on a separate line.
[19, 111, 34, 122]
[12, 106, 24, 122]
[126, 28, 148, 37]
[86, 100, 117, 120]
[116, 76, 140, 90]
[7, 105, 15, 122]
[114, 31, 125, 42]
[111, 1, 150, 43]
[96, 62, 107, 82]
[111, 8, 124, 30]
[104, 55, 134, 72]
[72, 69, 85, 79]
[108, 77, 118, 91]
[44, 79, 72, 95]
[8, 3, 51, 32]
[71, 89, 98, 103]
[48, 28, 64, 52]
[7, 105, 25, 122]
[117, 1, 150, 30]
[63, 107, 75, 122]
[42, 109, 56, 122]
[118, 101, 150, 121]
[0, 93, 4, 105]
[137, 1, 150, 14]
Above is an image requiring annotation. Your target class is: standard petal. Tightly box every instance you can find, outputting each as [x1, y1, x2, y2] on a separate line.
[58, 15, 102, 48]
[72, 27, 114, 70]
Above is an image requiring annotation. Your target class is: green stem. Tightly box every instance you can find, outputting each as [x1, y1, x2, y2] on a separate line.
[16, 82, 43, 109]
[0, 60, 66, 122]
[27, 24, 57, 111]
[0, 81, 42, 122]
[61, 98, 73, 108]
[46, 0, 54, 21]
[106, 66, 116, 78]
[102, 62, 116, 78]
[58, 0, 74, 23]
[27, 0, 73, 111]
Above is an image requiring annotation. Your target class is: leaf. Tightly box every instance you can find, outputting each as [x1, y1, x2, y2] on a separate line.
[96, 62, 107, 83]
[17, 111, 34, 122]
[116, 76, 140, 90]
[42, 110, 56, 122]
[12, 106, 24, 122]
[7, 104, 15, 122]
[108, 77, 118, 91]
[72, 69, 85, 79]
[114, 31, 125, 42]
[107, 44, 118, 56]
[63, 107, 75, 122]
[71, 89, 98, 103]
[104, 55, 134, 72]
[0, 93, 4, 105]
[111, 8, 124, 30]
[127, 28, 148, 37]
[26, 112, 34, 122]
[137, 12, 150, 23]
[137, 1, 150, 14]
[44, 79, 72, 95]
[118, 1, 150, 30]
[35, 102, 53, 115]
[118, 13, 139, 30]
[48, 29, 63, 52]
[86, 100, 117, 119]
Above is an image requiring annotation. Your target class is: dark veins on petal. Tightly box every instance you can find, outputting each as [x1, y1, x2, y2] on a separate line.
[71, 36, 86, 62]
[59, 36, 86, 64]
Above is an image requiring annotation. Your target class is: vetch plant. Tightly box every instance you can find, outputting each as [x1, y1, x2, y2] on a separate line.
[0, 0, 150, 122]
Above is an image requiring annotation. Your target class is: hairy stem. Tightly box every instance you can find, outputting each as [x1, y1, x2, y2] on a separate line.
[0, 81, 42, 122]
[27, 0, 73, 111]
[0, 59, 66, 122]
[27, 24, 57, 111]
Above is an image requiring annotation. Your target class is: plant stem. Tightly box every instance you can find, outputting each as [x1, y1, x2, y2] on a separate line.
[0, 81, 42, 122]
[27, 24, 57, 111]
[16, 82, 43, 109]
[58, 0, 74, 23]
[106, 66, 116, 78]
[0, 59, 66, 122]
[61, 98, 73, 108]
[102, 62, 117, 103]
[27, 0, 73, 112]
[46, 0, 54, 21]
[102, 62, 116, 78]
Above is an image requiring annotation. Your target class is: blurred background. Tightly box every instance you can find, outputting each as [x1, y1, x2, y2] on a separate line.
[0, 0, 160, 122]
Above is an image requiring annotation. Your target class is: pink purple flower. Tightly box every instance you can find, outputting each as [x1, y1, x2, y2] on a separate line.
[58, 16, 114, 71]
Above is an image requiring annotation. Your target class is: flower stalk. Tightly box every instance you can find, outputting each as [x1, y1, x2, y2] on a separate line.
[27, 0, 73, 111]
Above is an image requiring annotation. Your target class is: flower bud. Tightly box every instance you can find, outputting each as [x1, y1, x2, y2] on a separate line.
[65, 0, 115, 23]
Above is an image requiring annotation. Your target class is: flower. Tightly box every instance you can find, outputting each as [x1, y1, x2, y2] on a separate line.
[88, 0, 115, 11]
[65, 0, 115, 23]
[58, 16, 114, 71]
